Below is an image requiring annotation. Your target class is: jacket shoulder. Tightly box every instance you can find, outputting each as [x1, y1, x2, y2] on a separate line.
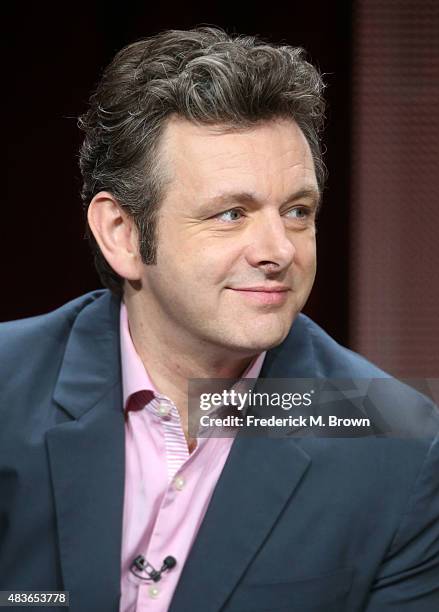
[0, 290, 109, 378]
[299, 314, 439, 435]
[299, 314, 391, 378]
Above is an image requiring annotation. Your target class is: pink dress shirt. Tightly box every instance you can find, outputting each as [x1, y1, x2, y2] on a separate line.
[119, 303, 266, 611]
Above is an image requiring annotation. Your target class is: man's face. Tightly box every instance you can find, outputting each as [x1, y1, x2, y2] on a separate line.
[136, 117, 319, 357]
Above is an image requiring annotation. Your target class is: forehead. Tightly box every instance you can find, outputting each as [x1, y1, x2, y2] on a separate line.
[159, 116, 318, 200]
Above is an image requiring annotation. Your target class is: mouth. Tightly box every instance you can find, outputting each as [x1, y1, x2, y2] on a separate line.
[227, 286, 290, 305]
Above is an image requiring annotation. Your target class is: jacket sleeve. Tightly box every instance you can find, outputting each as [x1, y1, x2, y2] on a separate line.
[365, 433, 439, 611]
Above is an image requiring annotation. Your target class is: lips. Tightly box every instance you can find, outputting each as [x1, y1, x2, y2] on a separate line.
[229, 286, 290, 292]
[227, 286, 290, 305]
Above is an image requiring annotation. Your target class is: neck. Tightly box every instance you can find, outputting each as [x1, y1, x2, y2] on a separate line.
[123, 291, 257, 442]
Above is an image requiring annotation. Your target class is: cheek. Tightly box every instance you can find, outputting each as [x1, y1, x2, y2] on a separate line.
[180, 240, 241, 282]
[155, 238, 233, 291]
[297, 234, 316, 266]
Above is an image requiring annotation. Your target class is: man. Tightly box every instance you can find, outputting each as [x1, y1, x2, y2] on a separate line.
[0, 27, 438, 612]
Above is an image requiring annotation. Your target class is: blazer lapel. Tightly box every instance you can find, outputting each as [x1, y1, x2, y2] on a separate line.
[46, 292, 125, 612]
[169, 435, 310, 612]
[170, 314, 317, 612]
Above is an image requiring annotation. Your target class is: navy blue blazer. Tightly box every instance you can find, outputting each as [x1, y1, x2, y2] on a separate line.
[1, 290, 438, 611]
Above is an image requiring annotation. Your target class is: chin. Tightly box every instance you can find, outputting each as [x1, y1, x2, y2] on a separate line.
[236, 324, 292, 353]
[212, 313, 297, 354]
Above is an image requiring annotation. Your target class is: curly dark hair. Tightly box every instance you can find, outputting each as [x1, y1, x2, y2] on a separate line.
[78, 26, 326, 295]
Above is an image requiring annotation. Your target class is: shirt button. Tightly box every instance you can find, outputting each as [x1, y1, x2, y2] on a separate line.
[157, 404, 171, 418]
[148, 585, 160, 599]
[173, 475, 186, 491]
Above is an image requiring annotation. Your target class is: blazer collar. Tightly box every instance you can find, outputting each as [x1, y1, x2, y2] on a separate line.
[53, 291, 122, 420]
[48, 291, 125, 611]
[261, 312, 318, 379]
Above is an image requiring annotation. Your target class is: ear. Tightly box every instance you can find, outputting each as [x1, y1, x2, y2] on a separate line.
[87, 192, 142, 281]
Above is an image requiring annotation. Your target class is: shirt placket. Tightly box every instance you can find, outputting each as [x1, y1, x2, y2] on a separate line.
[136, 394, 194, 609]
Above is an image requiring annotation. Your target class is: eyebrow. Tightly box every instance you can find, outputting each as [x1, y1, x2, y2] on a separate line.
[202, 187, 321, 214]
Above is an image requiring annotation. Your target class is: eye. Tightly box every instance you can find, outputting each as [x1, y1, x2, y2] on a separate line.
[216, 208, 244, 222]
[285, 206, 311, 220]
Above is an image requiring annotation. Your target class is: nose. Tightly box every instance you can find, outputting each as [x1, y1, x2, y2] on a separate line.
[244, 211, 296, 274]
